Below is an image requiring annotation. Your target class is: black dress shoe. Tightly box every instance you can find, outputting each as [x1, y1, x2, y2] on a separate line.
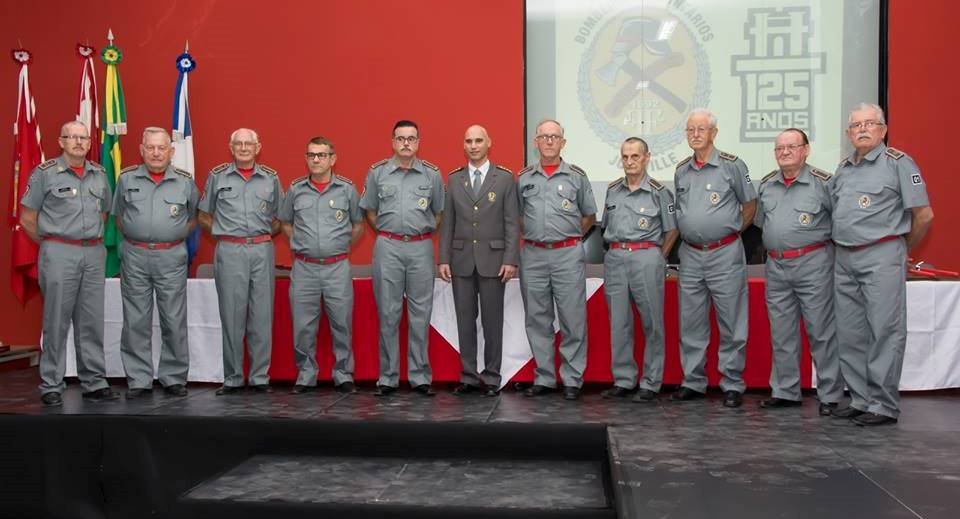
[563, 387, 581, 400]
[670, 387, 705, 401]
[483, 387, 500, 397]
[600, 386, 632, 399]
[163, 384, 187, 397]
[412, 384, 436, 396]
[524, 384, 555, 397]
[831, 406, 865, 419]
[759, 397, 801, 409]
[632, 389, 658, 403]
[83, 388, 119, 402]
[41, 392, 62, 407]
[723, 391, 743, 408]
[126, 387, 153, 399]
[818, 402, 838, 416]
[853, 412, 898, 426]
[452, 383, 480, 396]
[249, 384, 273, 394]
[373, 385, 398, 397]
[215, 385, 244, 396]
[290, 384, 315, 395]
[336, 382, 357, 394]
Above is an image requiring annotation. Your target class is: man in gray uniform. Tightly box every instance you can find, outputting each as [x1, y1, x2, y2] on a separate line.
[112, 127, 199, 398]
[438, 125, 520, 397]
[360, 120, 445, 396]
[517, 119, 597, 401]
[20, 120, 119, 406]
[754, 128, 843, 415]
[673, 108, 757, 408]
[830, 103, 933, 426]
[280, 136, 364, 394]
[601, 137, 678, 403]
[198, 128, 282, 395]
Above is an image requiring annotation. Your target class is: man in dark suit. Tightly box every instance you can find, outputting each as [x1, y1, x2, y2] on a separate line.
[438, 125, 520, 396]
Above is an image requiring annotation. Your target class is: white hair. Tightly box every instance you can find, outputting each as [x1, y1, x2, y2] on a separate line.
[687, 108, 717, 128]
[142, 127, 171, 144]
[535, 118, 564, 136]
[848, 102, 886, 124]
[229, 127, 260, 144]
[60, 120, 89, 136]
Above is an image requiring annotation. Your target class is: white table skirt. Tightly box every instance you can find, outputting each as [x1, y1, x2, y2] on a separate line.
[62, 279, 960, 390]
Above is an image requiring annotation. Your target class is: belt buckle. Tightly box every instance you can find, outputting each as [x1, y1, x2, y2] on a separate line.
[148, 243, 157, 250]
[546, 243, 554, 249]
[245, 237, 254, 245]
[701, 243, 710, 251]
[403, 235, 411, 242]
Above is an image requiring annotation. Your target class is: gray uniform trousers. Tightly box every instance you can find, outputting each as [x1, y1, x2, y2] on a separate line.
[834, 238, 907, 418]
[677, 239, 749, 393]
[604, 247, 666, 392]
[519, 245, 588, 388]
[765, 245, 843, 403]
[37, 240, 109, 394]
[290, 258, 355, 386]
[372, 237, 434, 388]
[119, 241, 189, 389]
[214, 241, 275, 387]
[451, 270, 503, 387]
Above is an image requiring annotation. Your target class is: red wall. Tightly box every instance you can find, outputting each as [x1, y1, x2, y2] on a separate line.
[0, 0, 524, 344]
[0, 1, 954, 346]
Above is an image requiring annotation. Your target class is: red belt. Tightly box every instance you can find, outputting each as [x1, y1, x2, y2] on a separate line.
[377, 231, 433, 242]
[524, 238, 581, 249]
[217, 234, 272, 245]
[295, 253, 348, 265]
[685, 232, 739, 251]
[610, 241, 659, 251]
[42, 236, 102, 247]
[128, 239, 184, 250]
[768, 241, 828, 260]
[841, 235, 902, 252]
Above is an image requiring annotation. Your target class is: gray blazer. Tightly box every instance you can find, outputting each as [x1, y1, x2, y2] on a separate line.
[438, 164, 520, 277]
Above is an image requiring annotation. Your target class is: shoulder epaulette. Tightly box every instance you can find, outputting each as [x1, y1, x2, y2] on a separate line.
[885, 147, 905, 160]
[38, 159, 57, 170]
[421, 160, 439, 171]
[519, 165, 535, 176]
[173, 167, 191, 178]
[290, 175, 308, 186]
[495, 164, 513, 174]
[648, 178, 664, 191]
[119, 165, 139, 175]
[89, 161, 105, 172]
[370, 159, 388, 170]
[608, 178, 623, 189]
[719, 151, 738, 162]
[809, 167, 832, 181]
[335, 174, 353, 185]
[448, 166, 466, 176]
[259, 164, 277, 176]
[838, 157, 850, 167]
[675, 156, 692, 169]
[761, 170, 779, 183]
[211, 162, 230, 174]
[569, 164, 587, 176]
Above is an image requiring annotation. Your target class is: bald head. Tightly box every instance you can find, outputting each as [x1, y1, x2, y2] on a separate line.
[464, 124, 492, 166]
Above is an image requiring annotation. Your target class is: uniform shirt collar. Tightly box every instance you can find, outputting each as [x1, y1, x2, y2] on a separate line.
[386, 156, 426, 175]
[533, 158, 570, 177]
[305, 173, 341, 193]
[55, 155, 97, 174]
[469, 160, 490, 177]
[777, 165, 812, 185]
[617, 174, 652, 194]
[846, 144, 885, 165]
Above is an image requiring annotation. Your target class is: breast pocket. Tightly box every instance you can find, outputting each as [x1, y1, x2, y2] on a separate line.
[793, 200, 822, 229]
[854, 183, 886, 212]
[326, 197, 350, 224]
[626, 204, 659, 231]
[705, 182, 730, 206]
[255, 189, 274, 216]
[411, 184, 432, 211]
[555, 183, 579, 214]
[86, 187, 107, 214]
[164, 194, 188, 220]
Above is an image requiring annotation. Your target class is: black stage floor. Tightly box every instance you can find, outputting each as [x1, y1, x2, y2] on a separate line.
[1, 368, 958, 518]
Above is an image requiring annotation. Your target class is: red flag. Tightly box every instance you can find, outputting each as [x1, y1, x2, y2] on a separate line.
[9, 48, 44, 304]
[76, 43, 99, 162]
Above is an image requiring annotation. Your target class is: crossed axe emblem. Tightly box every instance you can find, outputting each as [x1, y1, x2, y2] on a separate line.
[596, 17, 687, 117]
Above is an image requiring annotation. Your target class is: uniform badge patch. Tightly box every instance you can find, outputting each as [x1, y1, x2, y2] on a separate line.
[706, 184, 711, 190]
[335, 209, 344, 222]
[561, 199, 572, 210]
[329, 199, 335, 207]
[639, 207, 646, 213]
[96, 198, 102, 211]
[418, 197, 428, 209]
[798, 213, 810, 226]
[558, 184, 564, 192]
[912, 174, 923, 185]
[638, 217, 649, 229]
[72, 188, 78, 196]
[858, 195, 871, 209]
[667, 203, 675, 214]
[745, 173, 752, 183]
[709, 192, 720, 205]
[487, 192, 496, 202]
[170, 205, 180, 217]
[260, 200, 269, 213]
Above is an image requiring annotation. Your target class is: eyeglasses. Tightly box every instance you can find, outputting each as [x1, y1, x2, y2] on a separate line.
[393, 136, 419, 144]
[848, 121, 884, 130]
[60, 135, 91, 142]
[535, 134, 563, 142]
[685, 126, 713, 135]
[305, 152, 334, 159]
[621, 154, 645, 162]
[774, 144, 806, 153]
[231, 141, 259, 149]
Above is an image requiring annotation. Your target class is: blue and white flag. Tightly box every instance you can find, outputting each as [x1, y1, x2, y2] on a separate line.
[171, 43, 199, 266]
